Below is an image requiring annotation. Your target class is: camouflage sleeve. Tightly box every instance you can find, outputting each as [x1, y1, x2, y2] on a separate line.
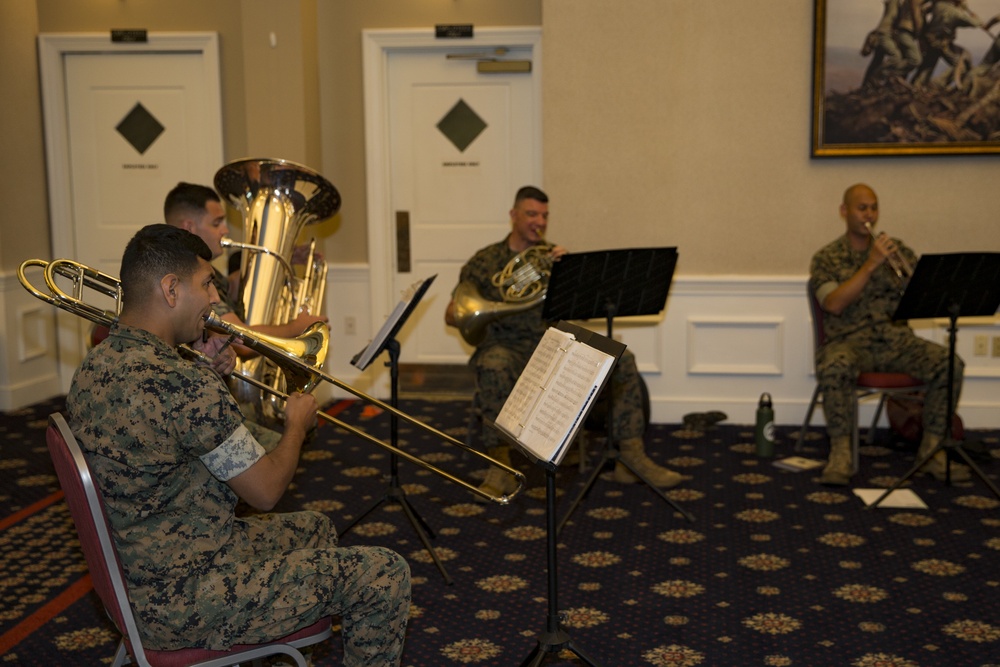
[171, 365, 247, 461]
[245, 420, 282, 452]
[199, 423, 266, 481]
[456, 241, 506, 300]
[808, 244, 839, 300]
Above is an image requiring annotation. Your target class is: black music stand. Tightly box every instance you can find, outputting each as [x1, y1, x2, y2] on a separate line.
[341, 276, 455, 584]
[541, 248, 695, 531]
[868, 253, 1000, 509]
[511, 321, 624, 667]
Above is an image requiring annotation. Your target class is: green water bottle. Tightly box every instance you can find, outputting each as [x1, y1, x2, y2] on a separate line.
[755, 392, 775, 458]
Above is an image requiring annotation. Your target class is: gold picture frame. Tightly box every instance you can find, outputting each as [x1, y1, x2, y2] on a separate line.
[812, 0, 1000, 156]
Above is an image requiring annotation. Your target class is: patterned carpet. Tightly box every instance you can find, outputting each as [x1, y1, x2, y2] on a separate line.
[2, 395, 1000, 666]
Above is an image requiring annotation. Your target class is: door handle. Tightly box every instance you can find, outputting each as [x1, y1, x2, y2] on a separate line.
[396, 210, 410, 273]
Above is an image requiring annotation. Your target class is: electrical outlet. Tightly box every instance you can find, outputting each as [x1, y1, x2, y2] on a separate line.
[344, 316, 356, 336]
[993, 335, 1000, 358]
[974, 334, 989, 356]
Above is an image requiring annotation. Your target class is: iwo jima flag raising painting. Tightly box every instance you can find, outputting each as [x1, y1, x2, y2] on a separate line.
[813, 0, 1000, 156]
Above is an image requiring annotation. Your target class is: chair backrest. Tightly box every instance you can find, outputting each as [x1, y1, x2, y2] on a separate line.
[46, 413, 151, 666]
[807, 287, 827, 351]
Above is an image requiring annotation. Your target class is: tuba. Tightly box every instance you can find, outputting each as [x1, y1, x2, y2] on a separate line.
[214, 158, 340, 423]
[452, 244, 555, 346]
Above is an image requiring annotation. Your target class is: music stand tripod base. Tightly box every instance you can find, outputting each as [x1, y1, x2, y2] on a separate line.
[519, 468, 604, 667]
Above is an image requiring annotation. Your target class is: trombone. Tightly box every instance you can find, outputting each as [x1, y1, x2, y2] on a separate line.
[18, 257, 526, 504]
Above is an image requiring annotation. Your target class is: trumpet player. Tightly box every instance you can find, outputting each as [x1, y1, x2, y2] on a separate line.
[809, 183, 968, 486]
[67, 224, 410, 664]
[444, 186, 683, 497]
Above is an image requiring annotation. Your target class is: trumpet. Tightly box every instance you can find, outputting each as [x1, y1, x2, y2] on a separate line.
[17, 257, 526, 504]
[864, 222, 913, 283]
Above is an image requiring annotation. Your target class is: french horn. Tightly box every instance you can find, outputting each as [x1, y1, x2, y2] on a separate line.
[451, 244, 555, 346]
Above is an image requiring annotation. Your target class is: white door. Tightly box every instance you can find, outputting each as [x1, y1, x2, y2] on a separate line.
[38, 34, 224, 390]
[364, 29, 542, 367]
[65, 53, 222, 275]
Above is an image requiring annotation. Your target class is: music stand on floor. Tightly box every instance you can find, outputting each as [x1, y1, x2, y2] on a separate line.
[867, 253, 1000, 509]
[541, 248, 695, 530]
[341, 276, 456, 584]
[505, 321, 625, 667]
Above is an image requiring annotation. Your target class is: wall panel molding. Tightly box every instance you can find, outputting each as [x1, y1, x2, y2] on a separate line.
[4, 268, 998, 428]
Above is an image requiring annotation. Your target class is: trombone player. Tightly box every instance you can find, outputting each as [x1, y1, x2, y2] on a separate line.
[66, 224, 410, 664]
[809, 183, 969, 486]
[445, 186, 683, 498]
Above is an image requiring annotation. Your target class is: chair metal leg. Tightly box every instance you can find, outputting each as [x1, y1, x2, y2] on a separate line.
[867, 394, 889, 445]
[795, 385, 821, 452]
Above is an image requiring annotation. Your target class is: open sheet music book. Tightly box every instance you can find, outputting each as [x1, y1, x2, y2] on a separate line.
[494, 322, 624, 469]
[351, 275, 436, 371]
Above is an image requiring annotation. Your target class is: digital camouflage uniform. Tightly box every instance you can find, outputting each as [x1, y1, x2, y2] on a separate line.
[67, 324, 410, 665]
[808, 235, 963, 441]
[456, 237, 646, 451]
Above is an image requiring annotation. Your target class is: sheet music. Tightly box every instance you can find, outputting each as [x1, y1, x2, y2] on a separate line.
[495, 327, 616, 465]
[352, 276, 435, 370]
[495, 329, 569, 436]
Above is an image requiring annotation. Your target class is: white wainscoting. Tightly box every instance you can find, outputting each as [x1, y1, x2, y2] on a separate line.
[4, 267, 999, 428]
[0, 270, 62, 411]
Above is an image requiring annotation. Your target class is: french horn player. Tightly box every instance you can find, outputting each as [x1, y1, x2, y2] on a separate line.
[444, 186, 684, 499]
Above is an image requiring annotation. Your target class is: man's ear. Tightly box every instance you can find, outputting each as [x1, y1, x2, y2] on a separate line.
[178, 218, 195, 233]
[160, 274, 180, 307]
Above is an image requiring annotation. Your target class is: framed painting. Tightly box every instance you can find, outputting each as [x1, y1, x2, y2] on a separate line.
[812, 0, 1000, 156]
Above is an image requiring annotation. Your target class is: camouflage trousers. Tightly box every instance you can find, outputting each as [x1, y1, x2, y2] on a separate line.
[816, 334, 963, 440]
[147, 511, 410, 666]
[472, 343, 646, 451]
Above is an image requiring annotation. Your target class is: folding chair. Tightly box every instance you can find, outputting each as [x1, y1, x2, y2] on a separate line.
[795, 291, 926, 471]
[46, 413, 332, 667]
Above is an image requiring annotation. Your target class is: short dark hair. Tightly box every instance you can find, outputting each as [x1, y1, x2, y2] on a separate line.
[513, 186, 548, 207]
[120, 224, 212, 309]
[164, 182, 220, 225]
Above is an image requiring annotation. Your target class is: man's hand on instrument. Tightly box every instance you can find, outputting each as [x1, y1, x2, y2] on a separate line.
[550, 245, 569, 261]
[867, 232, 896, 269]
[192, 333, 240, 376]
[283, 391, 319, 434]
[290, 308, 329, 333]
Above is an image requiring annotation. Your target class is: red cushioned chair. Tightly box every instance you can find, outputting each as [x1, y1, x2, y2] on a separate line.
[46, 413, 332, 667]
[795, 291, 926, 472]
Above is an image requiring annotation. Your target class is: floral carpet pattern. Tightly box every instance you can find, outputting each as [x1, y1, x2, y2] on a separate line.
[2, 396, 1000, 666]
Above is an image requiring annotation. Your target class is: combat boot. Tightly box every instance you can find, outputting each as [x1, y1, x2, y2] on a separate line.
[820, 436, 853, 486]
[475, 446, 520, 502]
[613, 437, 682, 488]
[917, 434, 970, 482]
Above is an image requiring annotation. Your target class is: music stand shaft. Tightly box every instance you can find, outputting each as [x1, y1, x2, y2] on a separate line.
[339, 340, 454, 584]
[518, 468, 603, 667]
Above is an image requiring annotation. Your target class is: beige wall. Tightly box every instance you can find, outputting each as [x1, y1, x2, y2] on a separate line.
[542, 0, 1000, 275]
[4, 0, 999, 273]
[0, 0, 50, 269]
[313, 0, 544, 261]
